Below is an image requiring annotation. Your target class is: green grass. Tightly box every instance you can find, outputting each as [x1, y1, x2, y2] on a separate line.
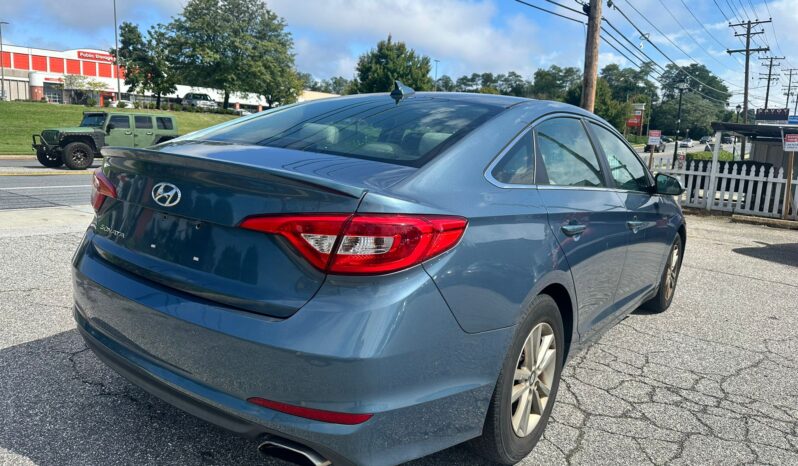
[0, 101, 237, 155]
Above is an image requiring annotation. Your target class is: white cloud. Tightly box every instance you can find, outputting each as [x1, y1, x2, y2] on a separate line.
[267, 0, 567, 79]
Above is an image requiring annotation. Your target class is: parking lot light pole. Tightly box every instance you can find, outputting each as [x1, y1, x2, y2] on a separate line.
[0, 21, 8, 102]
[672, 82, 689, 166]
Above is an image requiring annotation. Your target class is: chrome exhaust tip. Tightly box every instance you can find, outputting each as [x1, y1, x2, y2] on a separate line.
[258, 437, 331, 466]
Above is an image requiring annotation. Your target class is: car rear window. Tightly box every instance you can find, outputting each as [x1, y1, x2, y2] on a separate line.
[191, 96, 502, 166]
[156, 117, 174, 130]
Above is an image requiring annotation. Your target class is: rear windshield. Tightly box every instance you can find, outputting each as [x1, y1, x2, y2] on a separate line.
[191, 96, 502, 166]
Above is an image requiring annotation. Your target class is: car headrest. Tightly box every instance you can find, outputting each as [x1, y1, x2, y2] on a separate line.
[297, 123, 339, 145]
[419, 132, 451, 155]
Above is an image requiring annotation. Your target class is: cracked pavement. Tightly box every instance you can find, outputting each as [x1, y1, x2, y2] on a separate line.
[1, 213, 797, 465]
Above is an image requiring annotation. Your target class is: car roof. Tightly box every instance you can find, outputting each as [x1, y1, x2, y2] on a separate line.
[325, 91, 530, 109]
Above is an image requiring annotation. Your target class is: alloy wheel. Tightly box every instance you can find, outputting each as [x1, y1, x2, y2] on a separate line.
[510, 322, 556, 437]
[664, 241, 681, 301]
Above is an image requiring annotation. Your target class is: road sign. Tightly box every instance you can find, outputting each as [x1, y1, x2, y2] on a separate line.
[788, 115, 798, 125]
[647, 130, 662, 145]
[783, 133, 798, 152]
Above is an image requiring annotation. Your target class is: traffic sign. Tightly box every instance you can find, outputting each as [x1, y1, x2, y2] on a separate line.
[647, 130, 662, 145]
[788, 115, 798, 125]
[784, 133, 798, 152]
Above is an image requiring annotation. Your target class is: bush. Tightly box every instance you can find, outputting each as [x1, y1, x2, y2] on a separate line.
[117, 101, 127, 109]
[133, 101, 142, 109]
[85, 98, 97, 107]
[687, 150, 734, 162]
[102, 99, 111, 107]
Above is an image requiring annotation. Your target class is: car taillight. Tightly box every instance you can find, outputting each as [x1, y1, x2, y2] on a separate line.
[91, 168, 117, 212]
[240, 213, 467, 274]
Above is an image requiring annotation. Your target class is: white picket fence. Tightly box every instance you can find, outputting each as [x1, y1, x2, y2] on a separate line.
[653, 159, 798, 220]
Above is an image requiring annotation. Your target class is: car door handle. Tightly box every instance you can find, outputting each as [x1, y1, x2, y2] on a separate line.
[145, 131, 153, 135]
[561, 224, 587, 236]
[627, 220, 645, 233]
[124, 131, 132, 135]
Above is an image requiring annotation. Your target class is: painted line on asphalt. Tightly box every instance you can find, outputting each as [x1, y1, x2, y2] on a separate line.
[0, 171, 93, 176]
[0, 185, 90, 190]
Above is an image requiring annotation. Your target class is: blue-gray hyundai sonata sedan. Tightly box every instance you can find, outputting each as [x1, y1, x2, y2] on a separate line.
[73, 87, 686, 466]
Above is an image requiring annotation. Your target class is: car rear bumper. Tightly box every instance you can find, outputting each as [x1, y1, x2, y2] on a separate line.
[72, 228, 512, 466]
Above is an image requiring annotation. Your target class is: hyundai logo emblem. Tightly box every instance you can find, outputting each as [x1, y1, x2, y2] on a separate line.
[151, 182, 182, 207]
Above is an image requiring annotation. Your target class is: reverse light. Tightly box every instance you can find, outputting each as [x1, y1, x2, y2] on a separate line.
[247, 397, 373, 425]
[91, 168, 117, 212]
[240, 213, 467, 275]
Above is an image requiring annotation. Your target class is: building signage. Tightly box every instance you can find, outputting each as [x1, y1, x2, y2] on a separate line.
[647, 130, 662, 145]
[77, 50, 115, 63]
[626, 114, 642, 127]
[756, 108, 789, 121]
[783, 133, 798, 152]
[788, 115, 798, 125]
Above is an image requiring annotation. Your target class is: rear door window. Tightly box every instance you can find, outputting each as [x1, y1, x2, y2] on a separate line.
[156, 117, 174, 130]
[109, 115, 130, 129]
[192, 96, 502, 167]
[491, 132, 535, 185]
[134, 116, 153, 129]
[535, 118, 606, 187]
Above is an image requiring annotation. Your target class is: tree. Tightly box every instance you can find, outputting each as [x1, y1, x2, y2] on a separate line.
[498, 71, 528, 97]
[354, 35, 434, 93]
[529, 65, 582, 101]
[436, 75, 455, 92]
[565, 78, 631, 131]
[659, 64, 730, 103]
[600, 63, 658, 103]
[651, 92, 724, 138]
[167, 0, 298, 108]
[112, 22, 177, 108]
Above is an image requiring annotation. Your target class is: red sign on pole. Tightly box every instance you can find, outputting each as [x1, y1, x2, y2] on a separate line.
[626, 115, 642, 127]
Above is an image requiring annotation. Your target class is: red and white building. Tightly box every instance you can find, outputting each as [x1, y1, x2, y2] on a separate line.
[0, 44, 327, 109]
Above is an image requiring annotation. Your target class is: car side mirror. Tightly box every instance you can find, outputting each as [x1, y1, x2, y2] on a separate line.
[654, 173, 685, 196]
[106, 124, 113, 133]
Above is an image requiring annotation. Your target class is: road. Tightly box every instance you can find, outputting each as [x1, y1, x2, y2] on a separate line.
[1, 164, 797, 464]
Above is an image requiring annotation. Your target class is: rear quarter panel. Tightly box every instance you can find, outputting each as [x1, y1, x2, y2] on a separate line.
[359, 102, 578, 335]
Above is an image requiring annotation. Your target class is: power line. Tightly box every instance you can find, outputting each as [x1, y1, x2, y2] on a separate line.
[652, 0, 738, 72]
[611, 1, 739, 93]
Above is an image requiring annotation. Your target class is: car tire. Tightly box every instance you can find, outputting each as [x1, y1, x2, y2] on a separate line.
[640, 233, 683, 313]
[36, 148, 63, 168]
[470, 294, 564, 465]
[62, 142, 94, 170]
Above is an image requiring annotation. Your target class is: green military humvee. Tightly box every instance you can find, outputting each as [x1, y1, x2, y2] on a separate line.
[32, 111, 179, 170]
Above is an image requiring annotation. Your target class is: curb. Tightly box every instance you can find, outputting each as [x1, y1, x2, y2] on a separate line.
[0, 155, 35, 160]
[0, 171, 93, 176]
[731, 214, 798, 230]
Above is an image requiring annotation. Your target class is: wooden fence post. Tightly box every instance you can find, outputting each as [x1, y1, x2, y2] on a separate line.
[706, 130, 723, 211]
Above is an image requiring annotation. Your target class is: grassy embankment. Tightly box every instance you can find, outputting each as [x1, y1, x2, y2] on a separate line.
[0, 101, 237, 155]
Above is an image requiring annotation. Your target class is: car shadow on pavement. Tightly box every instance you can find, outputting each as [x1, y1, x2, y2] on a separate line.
[0, 329, 492, 466]
[732, 241, 798, 268]
[0, 329, 265, 465]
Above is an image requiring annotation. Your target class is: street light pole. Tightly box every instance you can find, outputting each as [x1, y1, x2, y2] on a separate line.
[113, 0, 121, 101]
[0, 21, 8, 102]
[672, 82, 688, 165]
[433, 59, 439, 91]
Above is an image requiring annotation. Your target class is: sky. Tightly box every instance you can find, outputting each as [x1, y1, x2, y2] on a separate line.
[2, 0, 798, 109]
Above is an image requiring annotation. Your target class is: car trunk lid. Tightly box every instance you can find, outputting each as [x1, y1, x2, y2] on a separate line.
[91, 142, 416, 317]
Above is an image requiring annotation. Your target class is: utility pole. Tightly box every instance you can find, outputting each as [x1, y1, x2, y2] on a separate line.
[785, 68, 798, 116]
[758, 56, 783, 109]
[580, 0, 602, 112]
[0, 21, 8, 102]
[728, 19, 770, 159]
[433, 59, 440, 91]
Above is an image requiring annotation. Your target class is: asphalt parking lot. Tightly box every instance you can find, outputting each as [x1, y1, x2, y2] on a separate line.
[1, 165, 797, 465]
